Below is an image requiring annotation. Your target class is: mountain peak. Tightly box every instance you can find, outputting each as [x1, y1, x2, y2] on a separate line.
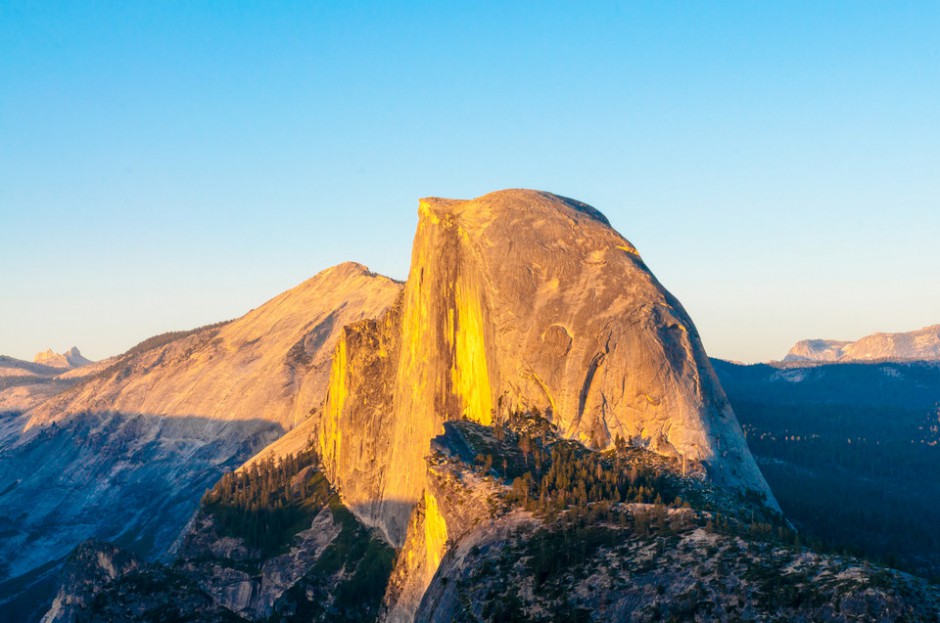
[322, 261, 375, 278]
[286, 262, 401, 298]
[33, 347, 91, 369]
[419, 188, 612, 227]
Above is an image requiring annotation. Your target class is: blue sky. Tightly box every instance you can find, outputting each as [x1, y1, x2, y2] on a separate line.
[2, 2, 938, 363]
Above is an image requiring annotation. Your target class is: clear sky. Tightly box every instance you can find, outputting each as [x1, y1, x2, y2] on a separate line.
[2, 2, 938, 363]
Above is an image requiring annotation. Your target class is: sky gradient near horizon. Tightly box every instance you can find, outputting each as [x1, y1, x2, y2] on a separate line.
[2, 2, 939, 363]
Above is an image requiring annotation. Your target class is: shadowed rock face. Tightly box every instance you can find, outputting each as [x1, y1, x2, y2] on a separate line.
[0, 413, 283, 596]
[41, 540, 142, 623]
[319, 189, 776, 547]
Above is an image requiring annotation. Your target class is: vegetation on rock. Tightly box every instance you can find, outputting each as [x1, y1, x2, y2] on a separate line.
[193, 446, 396, 622]
[202, 448, 326, 558]
[419, 412, 940, 622]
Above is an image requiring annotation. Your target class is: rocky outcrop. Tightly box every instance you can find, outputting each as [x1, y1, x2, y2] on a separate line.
[381, 427, 503, 623]
[41, 541, 141, 623]
[785, 324, 940, 363]
[391, 415, 940, 623]
[415, 513, 940, 623]
[41, 449, 396, 623]
[42, 540, 240, 623]
[176, 507, 343, 619]
[319, 190, 775, 554]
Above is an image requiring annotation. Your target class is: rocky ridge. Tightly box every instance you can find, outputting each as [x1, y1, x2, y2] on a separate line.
[409, 418, 940, 622]
[41, 541, 142, 623]
[42, 541, 241, 623]
[41, 448, 395, 623]
[0, 263, 401, 619]
[24, 262, 402, 431]
[785, 324, 940, 363]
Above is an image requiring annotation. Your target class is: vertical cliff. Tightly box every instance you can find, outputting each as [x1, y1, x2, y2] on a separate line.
[319, 190, 776, 560]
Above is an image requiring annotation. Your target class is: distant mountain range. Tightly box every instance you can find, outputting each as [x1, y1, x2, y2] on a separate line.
[784, 324, 940, 363]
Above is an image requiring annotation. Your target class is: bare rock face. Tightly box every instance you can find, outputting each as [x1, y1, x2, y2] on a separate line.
[176, 508, 342, 619]
[785, 324, 940, 363]
[319, 190, 775, 551]
[25, 262, 401, 431]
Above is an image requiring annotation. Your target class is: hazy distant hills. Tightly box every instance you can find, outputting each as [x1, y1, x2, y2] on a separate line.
[0, 348, 93, 381]
[785, 324, 940, 362]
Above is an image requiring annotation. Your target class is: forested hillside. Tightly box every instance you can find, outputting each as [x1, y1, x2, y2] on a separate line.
[714, 359, 940, 580]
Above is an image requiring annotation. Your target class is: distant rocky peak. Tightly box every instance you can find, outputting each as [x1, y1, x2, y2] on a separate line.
[33, 346, 92, 369]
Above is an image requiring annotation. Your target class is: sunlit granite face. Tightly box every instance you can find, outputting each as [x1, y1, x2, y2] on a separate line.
[318, 190, 776, 587]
